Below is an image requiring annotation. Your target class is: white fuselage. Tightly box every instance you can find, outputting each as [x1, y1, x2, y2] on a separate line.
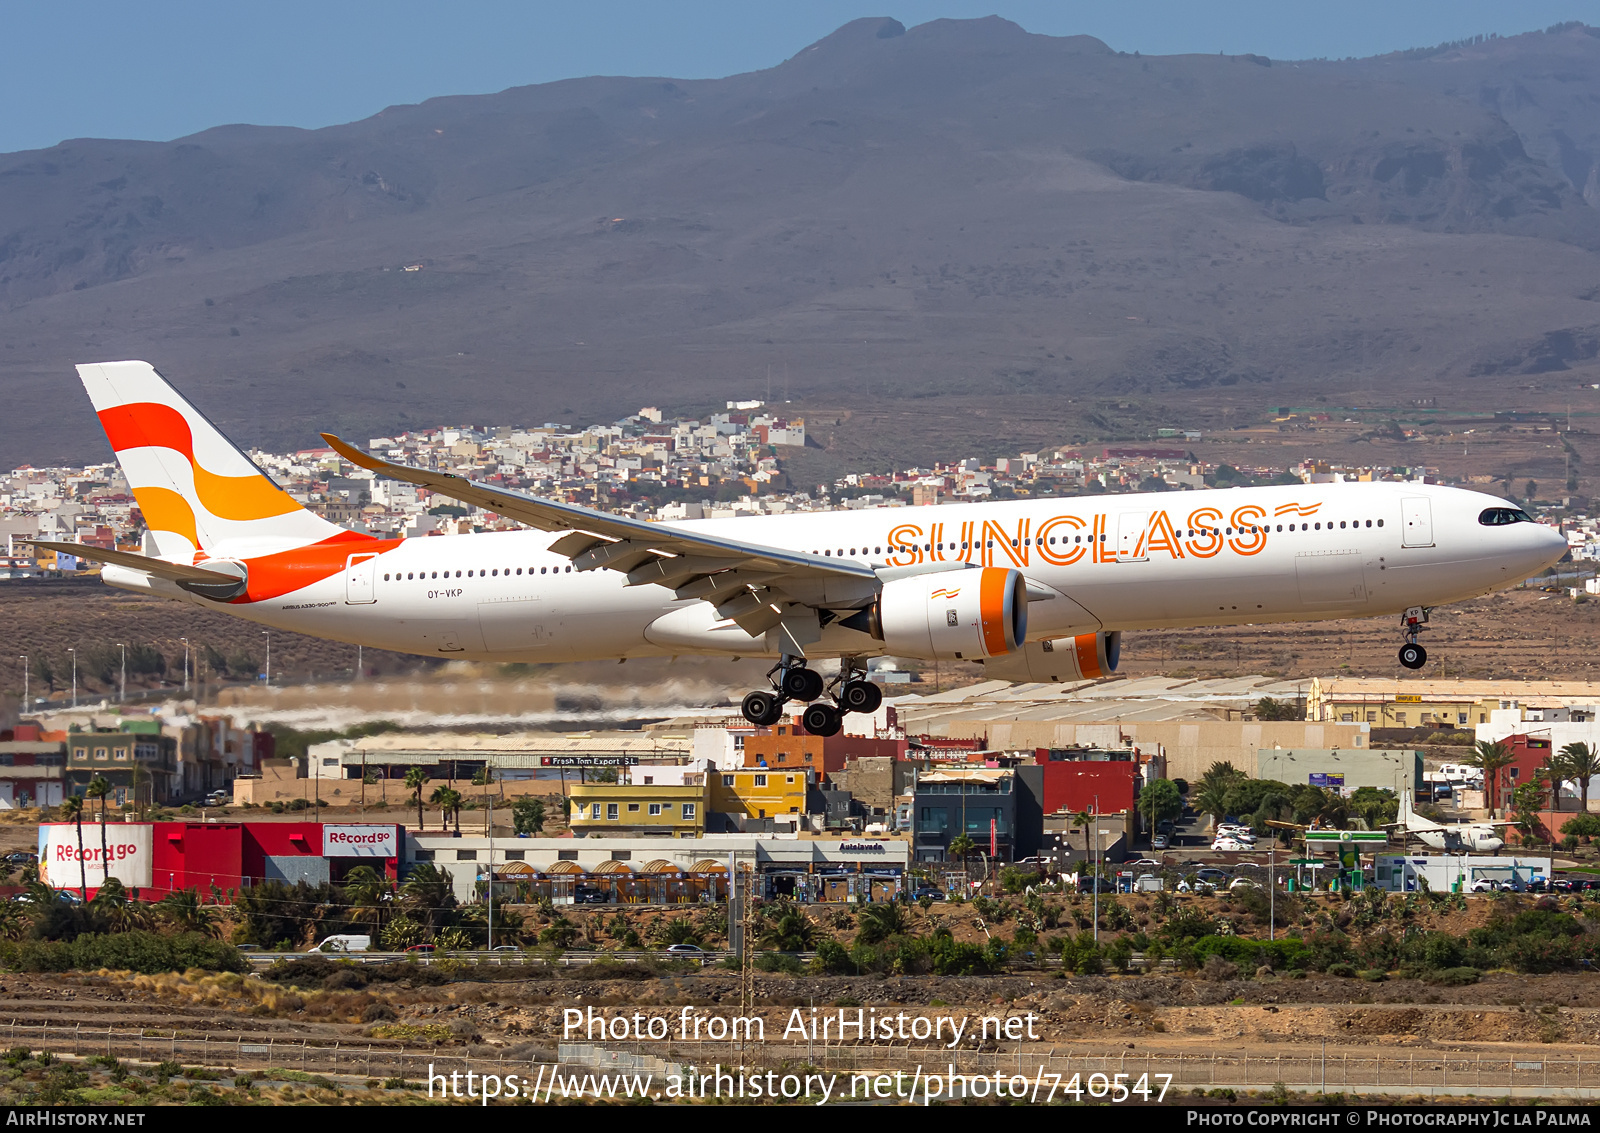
[105, 482, 1568, 663]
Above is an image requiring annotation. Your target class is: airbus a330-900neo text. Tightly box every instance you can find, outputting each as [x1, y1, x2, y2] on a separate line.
[36, 362, 1568, 736]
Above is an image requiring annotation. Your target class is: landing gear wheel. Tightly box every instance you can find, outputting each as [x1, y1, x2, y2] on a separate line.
[1398, 643, 1427, 670]
[779, 666, 825, 702]
[801, 701, 843, 737]
[741, 690, 785, 727]
[839, 679, 882, 714]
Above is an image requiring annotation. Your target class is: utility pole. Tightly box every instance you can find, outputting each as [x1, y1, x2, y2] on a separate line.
[1269, 846, 1276, 941]
[116, 643, 126, 704]
[18, 656, 25, 711]
[1092, 794, 1100, 943]
[68, 648, 76, 710]
[487, 794, 495, 950]
[180, 638, 190, 693]
[356, 644, 362, 680]
[261, 631, 270, 687]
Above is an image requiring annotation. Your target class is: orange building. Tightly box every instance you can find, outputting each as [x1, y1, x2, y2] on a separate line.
[742, 722, 904, 777]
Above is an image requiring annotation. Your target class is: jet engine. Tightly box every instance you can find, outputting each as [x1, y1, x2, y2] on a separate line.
[981, 630, 1121, 683]
[849, 567, 1027, 660]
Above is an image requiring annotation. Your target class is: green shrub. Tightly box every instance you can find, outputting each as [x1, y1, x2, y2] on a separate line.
[753, 951, 802, 974]
[6, 931, 243, 974]
[1357, 969, 1388, 982]
[1326, 962, 1357, 978]
[1192, 935, 1311, 971]
[811, 939, 852, 975]
[1426, 967, 1481, 985]
[1562, 814, 1600, 838]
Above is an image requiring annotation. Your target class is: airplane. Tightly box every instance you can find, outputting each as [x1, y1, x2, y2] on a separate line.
[1389, 792, 1514, 853]
[32, 361, 1570, 737]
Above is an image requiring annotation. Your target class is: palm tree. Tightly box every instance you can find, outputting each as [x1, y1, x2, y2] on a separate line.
[84, 775, 111, 882]
[59, 796, 88, 900]
[343, 864, 391, 930]
[431, 786, 463, 835]
[856, 902, 909, 944]
[400, 863, 457, 934]
[1556, 742, 1600, 814]
[405, 767, 430, 831]
[1467, 740, 1517, 815]
[1194, 780, 1231, 832]
[156, 889, 218, 936]
[757, 904, 815, 951]
[948, 833, 978, 878]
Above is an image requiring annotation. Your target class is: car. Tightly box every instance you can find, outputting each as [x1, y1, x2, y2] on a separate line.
[490, 944, 521, 952]
[573, 887, 610, 904]
[1228, 877, 1261, 892]
[1125, 858, 1162, 869]
[1581, 879, 1600, 892]
[1548, 878, 1575, 893]
[1152, 834, 1171, 851]
[912, 887, 947, 902]
[1211, 838, 1247, 851]
[4, 852, 36, 865]
[1195, 868, 1230, 884]
[666, 943, 706, 955]
[1469, 879, 1501, 893]
[1156, 820, 1175, 834]
[1076, 877, 1116, 893]
[405, 943, 437, 954]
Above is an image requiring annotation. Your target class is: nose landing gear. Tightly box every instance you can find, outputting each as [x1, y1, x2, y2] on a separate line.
[737, 655, 882, 736]
[1398, 606, 1429, 670]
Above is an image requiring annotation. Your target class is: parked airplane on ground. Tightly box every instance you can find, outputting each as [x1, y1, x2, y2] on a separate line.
[1391, 793, 1513, 853]
[36, 362, 1570, 736]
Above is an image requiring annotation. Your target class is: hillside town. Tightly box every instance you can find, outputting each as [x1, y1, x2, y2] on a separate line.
[0, 401, 1590, 576]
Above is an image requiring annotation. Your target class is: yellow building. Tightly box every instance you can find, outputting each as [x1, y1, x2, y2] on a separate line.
[568, 776, 709, 838]
[711, 768, 812, 826]
[1307, 677, 1600, 729]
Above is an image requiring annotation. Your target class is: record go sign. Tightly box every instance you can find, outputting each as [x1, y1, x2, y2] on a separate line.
[323, 825, 398, 858]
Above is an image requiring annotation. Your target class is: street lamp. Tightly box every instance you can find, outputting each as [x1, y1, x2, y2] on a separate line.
[261, 631, 270, 687]
[17, 656, 25, 711]
[179, 638, 189, 693]
[115, 643, 126, 704]
[67, 648, 76, 710]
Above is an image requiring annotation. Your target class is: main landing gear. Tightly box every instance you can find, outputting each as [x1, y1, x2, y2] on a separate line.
[739, 655, 883, 736]
[1398, 606, 1429, 670]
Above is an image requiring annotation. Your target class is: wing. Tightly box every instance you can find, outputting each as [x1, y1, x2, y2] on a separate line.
[26, 539, 248, 599]
[321, 433, 896, 642]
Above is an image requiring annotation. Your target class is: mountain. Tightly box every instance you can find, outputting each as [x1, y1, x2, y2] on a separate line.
[6, 17, 1600, 467]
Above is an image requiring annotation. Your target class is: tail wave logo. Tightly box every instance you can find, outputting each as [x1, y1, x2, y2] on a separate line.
[1274, 501, 1322, 517]
[929, 587, 962, 600]
[99, 402, 303, 543]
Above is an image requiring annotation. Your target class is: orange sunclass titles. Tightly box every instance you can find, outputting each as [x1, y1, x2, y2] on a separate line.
[884, 504, 1273, 569]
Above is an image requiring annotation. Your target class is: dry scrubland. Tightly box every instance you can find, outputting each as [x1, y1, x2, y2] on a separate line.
[0, 888, 1597, 1104]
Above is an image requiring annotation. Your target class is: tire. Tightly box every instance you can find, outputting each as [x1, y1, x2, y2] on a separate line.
[801, 702, 843, 737]
[741, 690, 784, 727]
[1398, 643, 1427, 670]
[780, 667, 825, 702]
[840, 679, 882, 714]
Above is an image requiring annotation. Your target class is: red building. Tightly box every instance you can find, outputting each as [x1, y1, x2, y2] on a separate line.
[39, 821, 400, 901]
[1019, 757, 1139, 817]
[1501, 734, 1557, 812]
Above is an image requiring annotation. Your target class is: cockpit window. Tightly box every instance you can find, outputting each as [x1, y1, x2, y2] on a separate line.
[1478, 507, 1533, 526]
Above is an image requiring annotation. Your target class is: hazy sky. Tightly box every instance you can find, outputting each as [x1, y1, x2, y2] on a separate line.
[5, 1, 1599, 154]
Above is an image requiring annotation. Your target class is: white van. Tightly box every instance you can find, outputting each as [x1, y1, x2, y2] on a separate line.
[310, 934, 372, 953]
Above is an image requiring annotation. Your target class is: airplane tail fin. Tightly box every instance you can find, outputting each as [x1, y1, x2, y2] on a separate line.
[78, 361, 346, 559]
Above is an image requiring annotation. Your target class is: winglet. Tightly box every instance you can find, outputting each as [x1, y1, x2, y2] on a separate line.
[321, 433, 385, 473]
